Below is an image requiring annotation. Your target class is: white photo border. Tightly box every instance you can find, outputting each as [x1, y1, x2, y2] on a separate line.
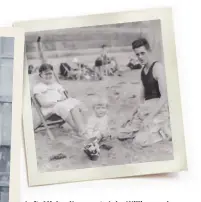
[14, 7, 187, 186]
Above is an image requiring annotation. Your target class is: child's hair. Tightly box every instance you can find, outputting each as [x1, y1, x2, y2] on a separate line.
[39, 63, 53, 75]
[132, 38, 151, 51]
[92, 95, 108, 108]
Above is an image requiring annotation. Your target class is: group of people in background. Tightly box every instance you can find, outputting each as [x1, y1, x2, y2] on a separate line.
[28, 44, 142, 81]
[58, 44, 124, 80]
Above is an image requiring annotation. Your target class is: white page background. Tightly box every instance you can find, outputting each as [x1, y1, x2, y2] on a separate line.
[0, 0, 200, 202]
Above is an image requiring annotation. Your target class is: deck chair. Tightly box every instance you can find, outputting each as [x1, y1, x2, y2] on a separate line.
[32, 37, 80, 140]
[32, 95, 65, 140]
[31, 69, 80, 141]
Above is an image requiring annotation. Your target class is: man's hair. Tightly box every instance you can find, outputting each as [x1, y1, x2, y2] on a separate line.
[39, 63, 53, 74]
[132, 38, 151, 51]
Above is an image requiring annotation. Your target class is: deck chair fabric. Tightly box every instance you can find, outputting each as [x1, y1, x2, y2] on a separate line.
[31, 94, 65, 140]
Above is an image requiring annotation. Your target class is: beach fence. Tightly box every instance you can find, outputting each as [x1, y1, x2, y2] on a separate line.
[0, 37, 13, 146]
[25, 20, 164, 70]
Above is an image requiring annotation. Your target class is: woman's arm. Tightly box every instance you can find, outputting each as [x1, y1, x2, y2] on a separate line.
[57, 84, 68, 100]
[59, 90, 68, 101]
[33, 84, 57, 107]
[35, 94, 57, 108]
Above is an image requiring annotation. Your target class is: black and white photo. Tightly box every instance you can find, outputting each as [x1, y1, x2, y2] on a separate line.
[15, 8, 187, 186]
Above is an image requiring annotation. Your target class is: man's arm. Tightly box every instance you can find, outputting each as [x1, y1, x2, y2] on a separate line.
[132, 82, 144, 115]
[121, 76, 145, 127]
[144, 62, 167, 121]
[139, 81, 145, 103]
[59, 89, 68, 100]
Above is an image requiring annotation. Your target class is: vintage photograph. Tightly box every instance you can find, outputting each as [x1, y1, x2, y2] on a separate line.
[15, 8, 186, 186]
[0, 37, 14, 202]
[25, 19, 173, 172]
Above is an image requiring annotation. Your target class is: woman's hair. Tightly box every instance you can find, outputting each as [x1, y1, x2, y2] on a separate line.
[132, 38, 151, 51]
[39, 63, 53, 75]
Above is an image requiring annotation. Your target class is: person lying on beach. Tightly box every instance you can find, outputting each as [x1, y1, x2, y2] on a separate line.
[33, 63, 85, 135]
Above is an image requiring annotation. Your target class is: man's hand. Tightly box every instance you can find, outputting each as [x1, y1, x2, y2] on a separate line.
[141, 115, 153, 128]
[59, 95, 67, 101]
[121, 106, 139, 128]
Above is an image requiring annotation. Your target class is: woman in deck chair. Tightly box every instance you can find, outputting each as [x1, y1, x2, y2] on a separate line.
[33, 63, 86, 135]
[119, 38, 171, 146]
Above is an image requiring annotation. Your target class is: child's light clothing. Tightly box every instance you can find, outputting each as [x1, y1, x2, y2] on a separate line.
[85, 114, 109, 140]
[33, 82, 81, 120]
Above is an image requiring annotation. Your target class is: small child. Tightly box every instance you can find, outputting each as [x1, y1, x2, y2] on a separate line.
[33, 63, 85, 135]
[85, 95, 110, 141]
[83, 95, 111, 160]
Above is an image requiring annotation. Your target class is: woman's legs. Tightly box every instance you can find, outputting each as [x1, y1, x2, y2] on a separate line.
[54, 101, 85, 134]
[64, 113, 77, 131]
[70, 106, 85, 134]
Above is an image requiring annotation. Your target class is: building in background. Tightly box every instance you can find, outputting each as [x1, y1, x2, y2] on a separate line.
[0, 37, 14, 202]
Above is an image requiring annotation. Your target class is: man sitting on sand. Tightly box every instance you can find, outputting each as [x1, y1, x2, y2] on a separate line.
[119, 38, 171, 146]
